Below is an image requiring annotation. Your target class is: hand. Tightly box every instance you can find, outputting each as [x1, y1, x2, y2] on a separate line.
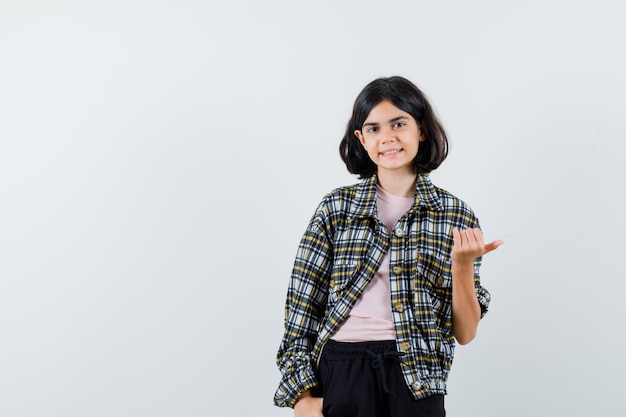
[294, 390, 323, 417]
[451, 227, 504, 265]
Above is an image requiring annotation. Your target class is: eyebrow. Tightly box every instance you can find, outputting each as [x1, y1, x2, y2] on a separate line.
[362, 116, 409, 127]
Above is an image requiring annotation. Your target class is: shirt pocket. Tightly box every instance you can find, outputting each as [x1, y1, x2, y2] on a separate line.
[415, 252, 452, 326]
[328, 261, 358, 306]
[416, 252, 451, 289]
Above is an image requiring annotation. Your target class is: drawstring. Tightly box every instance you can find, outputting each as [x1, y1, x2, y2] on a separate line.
[366, 349, 405, 395]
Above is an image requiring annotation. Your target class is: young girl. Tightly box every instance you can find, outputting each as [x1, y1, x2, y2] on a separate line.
[274, 76, 503, 417]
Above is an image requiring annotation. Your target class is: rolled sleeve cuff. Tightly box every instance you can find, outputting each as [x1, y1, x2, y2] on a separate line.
[476, 286, 491, 319]
[273, 364, 318, 408]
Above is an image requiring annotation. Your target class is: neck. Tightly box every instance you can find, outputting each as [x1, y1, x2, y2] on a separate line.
[376, 171, 417, 198]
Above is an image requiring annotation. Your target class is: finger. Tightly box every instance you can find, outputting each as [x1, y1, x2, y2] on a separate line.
[483, 239, 504, 255]
[467, 228, 483, 246]
[452, 228, 462, 245]
[456, 228, 470, 247]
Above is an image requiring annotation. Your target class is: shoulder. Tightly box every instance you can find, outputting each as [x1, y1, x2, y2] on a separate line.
[430, 183, 478, 225]
[433, 185, 470, 209]
[315, 180, 364, 214]
[310, 179, 371, 223]
[325, 180, 364, 201]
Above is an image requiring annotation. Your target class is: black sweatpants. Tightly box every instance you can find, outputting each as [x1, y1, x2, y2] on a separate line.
[312, 339, 445, 417]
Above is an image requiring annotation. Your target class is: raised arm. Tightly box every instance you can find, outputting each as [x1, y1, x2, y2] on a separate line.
[450, 227, 503, 345]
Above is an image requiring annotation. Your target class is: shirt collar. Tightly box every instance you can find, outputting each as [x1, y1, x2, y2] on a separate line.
[349, 173, 443, 219]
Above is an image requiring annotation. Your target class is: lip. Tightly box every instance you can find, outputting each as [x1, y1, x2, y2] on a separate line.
[379, 148, 403, 157]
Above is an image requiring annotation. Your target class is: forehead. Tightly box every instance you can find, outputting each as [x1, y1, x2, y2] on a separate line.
[364, 100, 413, 123]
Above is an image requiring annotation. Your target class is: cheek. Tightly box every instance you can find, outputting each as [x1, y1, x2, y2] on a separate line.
[358, 137, 370, 150]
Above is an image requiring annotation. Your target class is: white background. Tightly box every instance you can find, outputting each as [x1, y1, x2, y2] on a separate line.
[1, 1, 625, 416]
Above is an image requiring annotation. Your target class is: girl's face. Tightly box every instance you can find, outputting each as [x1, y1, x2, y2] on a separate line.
[354, 100, 424, 178]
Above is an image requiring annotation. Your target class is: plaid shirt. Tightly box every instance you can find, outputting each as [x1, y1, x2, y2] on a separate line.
[274, 174, 490, 408]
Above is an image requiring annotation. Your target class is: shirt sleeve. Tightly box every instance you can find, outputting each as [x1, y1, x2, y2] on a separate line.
[274, 203, 334, 408]
[468, 217, 491, 319]
[473, 255, 491, 318]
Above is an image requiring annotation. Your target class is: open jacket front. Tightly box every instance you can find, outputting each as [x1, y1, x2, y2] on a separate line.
[274, 174, 490, 408]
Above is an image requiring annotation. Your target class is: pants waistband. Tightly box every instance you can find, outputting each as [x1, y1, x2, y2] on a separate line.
[324, 339, 398, 359]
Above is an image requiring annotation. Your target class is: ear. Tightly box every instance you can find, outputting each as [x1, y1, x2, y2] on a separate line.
[354, 130, 366, 147]
[417, 125, 426, 142]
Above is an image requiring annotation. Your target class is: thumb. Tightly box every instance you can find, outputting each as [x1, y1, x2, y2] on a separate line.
[483, 239, 504, 255]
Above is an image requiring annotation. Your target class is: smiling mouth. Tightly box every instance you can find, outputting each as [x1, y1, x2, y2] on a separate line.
[380, 149, 402, 156]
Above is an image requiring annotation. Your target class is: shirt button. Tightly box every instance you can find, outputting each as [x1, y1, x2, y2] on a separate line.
[411, 381, 422, 391]
[394, 228, 405, 237]
[436, 277, 444, 287]
[394, 303, 404, 313]
[401, 342, 410, 351]
[391, 266, 402, 274]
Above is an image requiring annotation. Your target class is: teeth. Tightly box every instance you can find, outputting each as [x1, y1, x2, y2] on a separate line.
[382, 149, 401, 155]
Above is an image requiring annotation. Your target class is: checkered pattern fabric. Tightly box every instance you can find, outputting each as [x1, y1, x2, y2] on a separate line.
[274, 174, 490, 408]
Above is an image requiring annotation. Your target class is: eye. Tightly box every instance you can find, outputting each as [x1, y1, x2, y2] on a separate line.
[366, 126, 379, 133]
[393, 122, 406, 129]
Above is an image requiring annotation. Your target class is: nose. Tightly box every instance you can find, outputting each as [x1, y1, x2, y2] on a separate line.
[381, 126, 396, 144]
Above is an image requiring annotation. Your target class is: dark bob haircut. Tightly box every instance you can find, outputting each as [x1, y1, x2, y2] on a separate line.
[339, 76, 449, 178]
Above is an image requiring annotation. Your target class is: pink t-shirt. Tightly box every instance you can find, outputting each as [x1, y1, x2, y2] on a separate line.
[331, 184, 413, 342]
